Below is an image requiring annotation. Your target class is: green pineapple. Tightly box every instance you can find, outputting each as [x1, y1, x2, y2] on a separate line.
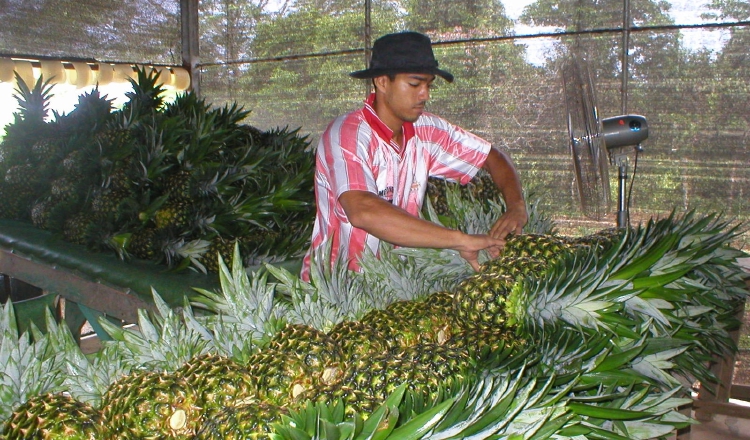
[89, 187, 131, 217]
[0, 393, 105, 440]
[101, 371, 201, 439]
[61, 150, 89, 180]
[425, 176, 454, 217]
[30, 198, 57, 230]
[49, 177, 78, 201]
[447, 327, 526, 363]
[247, 324, 344, 407]
[128, 227, 160, 260]
[175, 353, 258, 420]
[452, 272, 517, 331]
[154, 200, 193, 230]
[1, 163, 37, 220]
[163, 169, 194, 202]
[198, 237, 238, 273]
[343, 342, 469, 404]
[385, 297, 456, 346]
[359, 308, 420, 350]
[411, 293, 457, 345]
[327, 320, 389, 362]
[30, 139, 62, 164]
[501, 233, 573, 260]
[479, 255, 548, 280]
[194, 401, 287, 440]
[62, 212, 97, 245]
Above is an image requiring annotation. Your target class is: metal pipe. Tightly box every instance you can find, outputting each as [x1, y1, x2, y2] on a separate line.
[621, 0, 631, 114]
[181, 0, 200, 95]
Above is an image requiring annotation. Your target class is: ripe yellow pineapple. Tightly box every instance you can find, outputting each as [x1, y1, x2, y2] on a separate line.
[1, 393, 106, 440]
[101, 371, 201, 439]
[247, 324, 345, 407]
[175, 353, 259, 422]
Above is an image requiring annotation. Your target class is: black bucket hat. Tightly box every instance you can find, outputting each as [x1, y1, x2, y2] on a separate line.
[350, 31, 454, 82]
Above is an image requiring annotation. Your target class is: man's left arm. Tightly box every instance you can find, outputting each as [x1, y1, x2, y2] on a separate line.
[482, 147, 528, 239]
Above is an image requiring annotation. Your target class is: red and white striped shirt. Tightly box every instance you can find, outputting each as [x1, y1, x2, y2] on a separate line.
[300, 93, 491, 280]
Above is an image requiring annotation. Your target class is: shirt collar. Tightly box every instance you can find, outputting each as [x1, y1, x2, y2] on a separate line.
[363, 93, 415, 154]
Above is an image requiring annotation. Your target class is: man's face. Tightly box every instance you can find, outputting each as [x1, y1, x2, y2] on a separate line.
[375, 73, 435, 125]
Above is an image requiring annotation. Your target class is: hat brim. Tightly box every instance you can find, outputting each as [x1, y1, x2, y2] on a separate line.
[349, 67, 454, 83]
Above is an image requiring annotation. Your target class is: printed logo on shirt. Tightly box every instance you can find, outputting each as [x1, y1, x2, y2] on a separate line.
[378, 186, 394, 203]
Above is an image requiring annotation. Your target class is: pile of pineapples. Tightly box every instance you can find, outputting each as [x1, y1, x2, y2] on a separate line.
[0, 69, 315, 272]
[1, 70, 748, 439]
[1, 192, 747, 439]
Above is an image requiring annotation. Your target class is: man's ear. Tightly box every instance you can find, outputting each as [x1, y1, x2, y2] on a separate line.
[373, 75, 388, 92]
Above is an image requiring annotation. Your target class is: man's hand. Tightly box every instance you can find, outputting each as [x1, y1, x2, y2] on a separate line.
[489, 205, 528, 240]
[481, 147, 528, 240]
[456, 234, 505, 272]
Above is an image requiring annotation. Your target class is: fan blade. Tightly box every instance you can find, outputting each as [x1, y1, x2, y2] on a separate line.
[562, 52, 610, 220]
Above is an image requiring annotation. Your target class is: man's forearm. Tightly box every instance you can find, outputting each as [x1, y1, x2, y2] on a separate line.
[339, 190, 466, 249]
[484, 147, 525, 210]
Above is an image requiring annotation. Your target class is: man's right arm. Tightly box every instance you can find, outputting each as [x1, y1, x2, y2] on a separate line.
[339, 190, 505, 270]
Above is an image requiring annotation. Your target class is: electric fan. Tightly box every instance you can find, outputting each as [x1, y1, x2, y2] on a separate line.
[561, 52, 649, 228]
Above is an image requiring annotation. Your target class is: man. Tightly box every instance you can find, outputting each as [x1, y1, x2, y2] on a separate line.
[301, 31, 527, 281]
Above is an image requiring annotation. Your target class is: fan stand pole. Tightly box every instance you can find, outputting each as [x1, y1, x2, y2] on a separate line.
[613, 153, 629, 228]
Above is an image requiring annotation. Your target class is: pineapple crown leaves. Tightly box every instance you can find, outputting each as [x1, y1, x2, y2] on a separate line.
[422, 365, 569, 440]
[0, 305, 66, 421]
[57, 87, 116, 133]
[97, 290, 211, 372]
[192, 243, 288, 347]
[391, 247, 474, 292]
[564, 385, 692, 439]
[267, 241, 373, 331]
[122, 66, 168, 118]
[357, 243, 439, 303]
[276, 383, 453, 440]
[61, 344, 129, 408]
[132, 125, 175, 185]
[169, 238, 211, 273]
[12, 73, 55, 124]
[515, 211, 747, 340]
[511, 242, 626, 334]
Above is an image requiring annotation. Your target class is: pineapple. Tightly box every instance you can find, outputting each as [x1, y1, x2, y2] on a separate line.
[194, 400, 287, 440]
[198, 237, 238, 273]
[385, 297, 456, 346]
[128, 227, 160, 260]
[342, 342, 470, 404]
[0, 393, 105, 440]
[1, 163, 38, 220]
[359, 308, 421, 350]
[501, 233, 573, 260]
[101, 371, 201, 439]
[452, 272, 517, 331]
[154, 200, 193, 230]
[247, 324, 345, 406]
[89, 186, 131, 217]
[61, 150, 90, 181]
[175, 353, 258, 420]
[479, 255, 548, 280]
[327, 320, 389, 362]
[62, 212, 97, 245]
[49, 177, 78, 200]
[163, 169, 194, 202]
[447, 327, 526, 363]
